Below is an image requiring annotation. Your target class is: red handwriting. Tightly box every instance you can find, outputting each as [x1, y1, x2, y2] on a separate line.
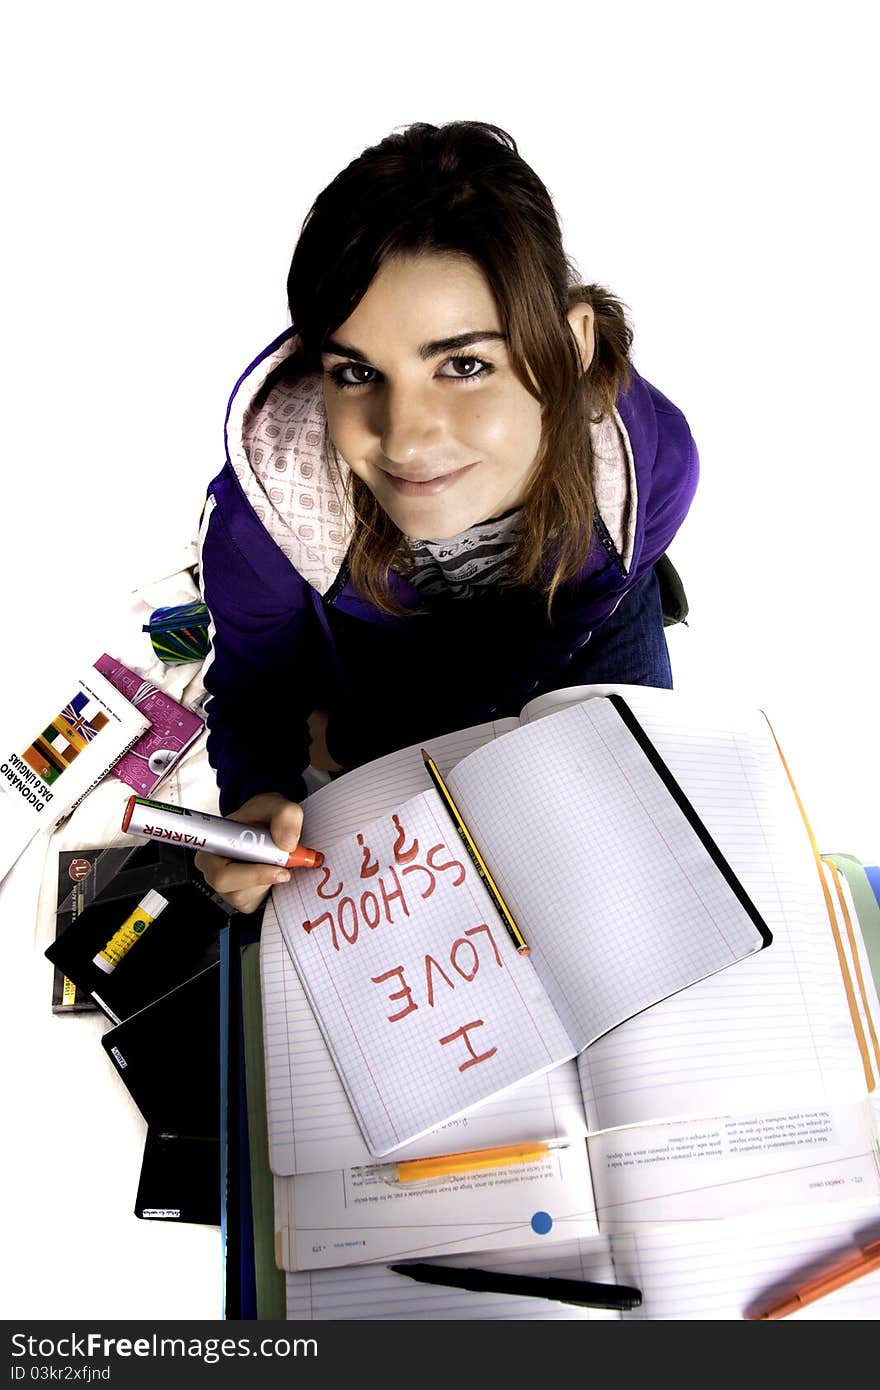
[316, 865, 344, 899]
[391, 814, 419, 863]
[425, 842, 465, 886]
[304, 865, 409, 950]
[370, 923, 503, 1019]
[439, 1020, 498, 1071]
[357, 832, 379, 878]
[302, 831, 466, 950]
[370, 966, 418, 1022]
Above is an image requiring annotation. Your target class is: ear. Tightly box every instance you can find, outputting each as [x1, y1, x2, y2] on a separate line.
[566, 302, 595, 375]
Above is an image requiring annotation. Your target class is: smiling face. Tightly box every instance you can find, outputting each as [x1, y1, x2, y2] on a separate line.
[320, 252, 546, 540]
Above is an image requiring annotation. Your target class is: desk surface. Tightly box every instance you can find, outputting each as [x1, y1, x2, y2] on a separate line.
[0, 837, 221, 1321]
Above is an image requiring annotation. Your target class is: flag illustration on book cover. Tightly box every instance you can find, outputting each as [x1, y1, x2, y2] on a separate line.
[0, 663, 150, 884]
[22, 691, 109, 784]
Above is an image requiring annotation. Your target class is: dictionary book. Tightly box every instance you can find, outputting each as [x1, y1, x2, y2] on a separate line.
[0, 664, 150, 882]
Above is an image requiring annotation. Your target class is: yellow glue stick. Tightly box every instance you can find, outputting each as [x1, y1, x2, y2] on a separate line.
[93, 889, 169, 973]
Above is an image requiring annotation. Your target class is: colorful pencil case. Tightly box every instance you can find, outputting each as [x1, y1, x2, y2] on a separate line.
[143, 600, 211, 665]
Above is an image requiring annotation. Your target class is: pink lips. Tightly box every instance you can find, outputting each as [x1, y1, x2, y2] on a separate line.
[382, 462, 477, 497]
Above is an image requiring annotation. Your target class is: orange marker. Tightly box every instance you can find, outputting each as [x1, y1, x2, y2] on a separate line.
[747, 1237, 880, 1319]
[122, 795, 323, 870]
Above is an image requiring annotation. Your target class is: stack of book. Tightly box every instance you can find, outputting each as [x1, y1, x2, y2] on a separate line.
[45, 837, 233, 1222]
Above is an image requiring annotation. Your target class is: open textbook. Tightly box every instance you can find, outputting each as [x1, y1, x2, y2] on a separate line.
[261, 895, 880, 1272]
[272, 693, 772, 1155]
[260, 684, 880, 1271]
[282, 1198, 880, 1319]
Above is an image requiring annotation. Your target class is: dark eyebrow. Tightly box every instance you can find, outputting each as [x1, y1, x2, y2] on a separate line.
[321, 330, 507, 363]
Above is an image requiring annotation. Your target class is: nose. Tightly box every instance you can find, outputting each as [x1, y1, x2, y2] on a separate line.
[378, 380, 446, 468]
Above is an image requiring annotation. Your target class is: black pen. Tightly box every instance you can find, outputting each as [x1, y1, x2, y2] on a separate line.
[388, 1262, 642, 1311]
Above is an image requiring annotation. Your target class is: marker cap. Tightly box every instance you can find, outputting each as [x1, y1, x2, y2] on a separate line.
[285, 846, 324, 870]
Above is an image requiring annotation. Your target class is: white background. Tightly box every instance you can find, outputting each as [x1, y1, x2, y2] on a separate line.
[0, 1, 877, 1322]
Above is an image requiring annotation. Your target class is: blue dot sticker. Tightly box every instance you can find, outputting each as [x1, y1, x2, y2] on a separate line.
[531, 1210, 553, 1235]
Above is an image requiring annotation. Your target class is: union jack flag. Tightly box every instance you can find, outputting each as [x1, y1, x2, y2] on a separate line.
[60, 693, 101, 742]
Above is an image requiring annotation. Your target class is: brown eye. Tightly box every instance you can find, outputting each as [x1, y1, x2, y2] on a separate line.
[440, 356, 492, 382]
[328, 363, 378, 389]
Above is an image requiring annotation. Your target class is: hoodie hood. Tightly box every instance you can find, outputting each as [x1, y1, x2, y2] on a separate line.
[224, 328, 638, 595]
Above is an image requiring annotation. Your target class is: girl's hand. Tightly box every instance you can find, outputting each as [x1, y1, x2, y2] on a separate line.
[194, 792, 305, 914]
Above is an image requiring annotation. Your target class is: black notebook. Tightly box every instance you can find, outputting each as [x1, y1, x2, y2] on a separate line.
[135, 1129, 220, 1225]
[102, 961, 222, 1225]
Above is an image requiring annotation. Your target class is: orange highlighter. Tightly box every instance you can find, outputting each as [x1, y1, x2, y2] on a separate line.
[747, 1237, 880, 1319]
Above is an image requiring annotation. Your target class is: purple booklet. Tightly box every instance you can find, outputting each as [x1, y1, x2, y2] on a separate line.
[94, 654, 205, 797]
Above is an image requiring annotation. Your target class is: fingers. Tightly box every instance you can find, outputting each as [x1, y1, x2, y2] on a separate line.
[229, 793, 305, 851]
[194, 850, 287, 914]
[193, 794, 305, 914]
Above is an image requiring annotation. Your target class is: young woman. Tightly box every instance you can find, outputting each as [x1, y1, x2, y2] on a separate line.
[195, 121, 699, 912]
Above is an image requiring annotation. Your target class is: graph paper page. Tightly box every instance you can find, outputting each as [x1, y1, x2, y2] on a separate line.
[446, 698, 767, 1050]
[272, 790, 575, 1155]
[260, 901, 588, 1176]
[530, 689, 873, 1130]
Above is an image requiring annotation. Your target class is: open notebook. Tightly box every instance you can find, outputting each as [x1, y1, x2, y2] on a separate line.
[272, 693, 771, 1155]
[283, 1199, 880, 1320]
[262, 896, 880, 1271]
[260, 685, 880, 1272]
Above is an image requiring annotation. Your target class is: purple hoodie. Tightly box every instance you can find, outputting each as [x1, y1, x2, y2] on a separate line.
[199, 330, 699, 812]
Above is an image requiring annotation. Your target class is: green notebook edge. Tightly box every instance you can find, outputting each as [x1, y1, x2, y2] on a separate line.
[822, 853, 880, 996]
[241, 941, 286, 1321]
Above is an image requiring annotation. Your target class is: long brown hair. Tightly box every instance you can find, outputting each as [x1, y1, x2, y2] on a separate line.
[287, 121, 634, 615]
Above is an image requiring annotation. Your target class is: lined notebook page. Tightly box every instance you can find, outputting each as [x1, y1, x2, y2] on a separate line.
[260, 901, 589, 1175]
[615, 1199, 880, 1319]
[297, 718, 516, 848]
[272, 791, 575, 1155]
[284, 1236, 621, 1321]
[284, 1204, 880, 1320]
[551, 690, 875, 1131]
[446, 698, 767, 1049]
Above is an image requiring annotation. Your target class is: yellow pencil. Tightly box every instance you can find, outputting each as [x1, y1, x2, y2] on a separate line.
[421, 748, 529, 956]
[363, 1139, 569, 1185]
